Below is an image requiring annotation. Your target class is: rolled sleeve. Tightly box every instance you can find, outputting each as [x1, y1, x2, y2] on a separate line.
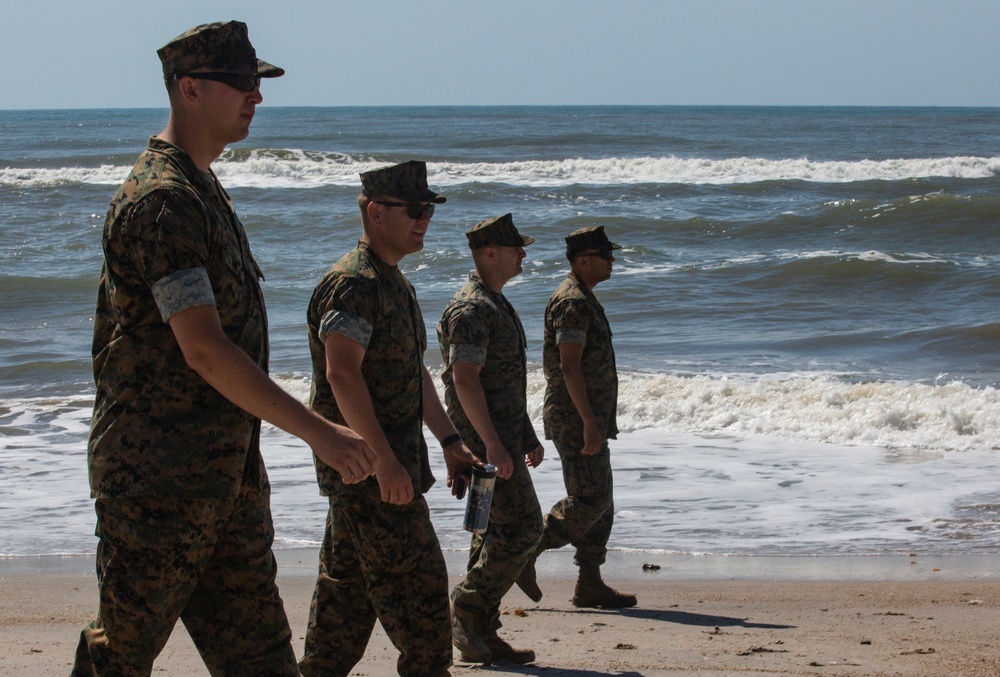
[151, 267, 216, 322]
[555, 327, 587, 346]
[449, 343, 487, 366]
[320, 309, 373, 349]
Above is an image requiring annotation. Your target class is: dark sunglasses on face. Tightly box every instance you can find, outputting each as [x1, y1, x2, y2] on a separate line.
[579, 249, 614, 261]
[374, 201, 436, 220]
[172, 72, 262, 93]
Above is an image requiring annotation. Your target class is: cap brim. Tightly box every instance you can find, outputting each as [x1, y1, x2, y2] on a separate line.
[257, 59, 284, 77]
[519, 235, 536, 246]
[381, 189, 446, 204]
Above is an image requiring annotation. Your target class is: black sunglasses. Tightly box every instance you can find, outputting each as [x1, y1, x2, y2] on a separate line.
[374, 201, 436, 220]
[578, 249, 615, 261]
[172, 72, 262, 93]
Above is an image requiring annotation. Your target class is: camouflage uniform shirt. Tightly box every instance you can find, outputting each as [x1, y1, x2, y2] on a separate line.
[307, 242, 434, 496]
[437, 272, 540, 458]
[89, 136, 269, 499]
[542, 272, 619, 442]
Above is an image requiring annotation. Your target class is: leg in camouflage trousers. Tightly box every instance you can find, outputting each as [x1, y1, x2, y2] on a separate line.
[541, 438, 614, 568]
[518, 438, 636, 608]
[300, 485, 452, 677]
[451, 458, 542, 663]
[72, 483, 297, 676]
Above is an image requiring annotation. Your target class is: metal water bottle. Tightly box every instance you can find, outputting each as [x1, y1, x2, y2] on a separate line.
[463, 464, 497, 534]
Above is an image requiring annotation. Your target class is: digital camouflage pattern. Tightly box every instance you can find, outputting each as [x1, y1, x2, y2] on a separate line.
[307, 242, 434, 496]
[453, 455, 543, 617]
[77, 136, 295, 674]
[304, 241, 452, 676]
[73, 486, 297, 676]
[537, 271, 620, 569]
[563, 224, 622, 258]
[157, 20, 284, 78]
[438, 272, 540, 456]
[299, 487, 452, 677]
[437, 273, 543, 618]
[542, 272, 620, 444]
[464, 213, 534, 250]
[90, 136, 269, 499]
[539, 438, 615, 568]
[359, 160, 446, 204]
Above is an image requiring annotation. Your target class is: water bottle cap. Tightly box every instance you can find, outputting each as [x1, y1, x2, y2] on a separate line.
[472, 464, 498, 478]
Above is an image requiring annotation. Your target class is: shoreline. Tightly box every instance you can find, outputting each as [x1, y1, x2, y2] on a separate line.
[4, 548, 999, 582]
[4, 572, 999, 676]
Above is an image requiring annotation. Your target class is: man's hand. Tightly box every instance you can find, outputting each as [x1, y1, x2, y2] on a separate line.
[374, 453, 415, 505]
[526, 443, 544, 468]
[486, 441, 514, 480]
[169, 305, 379, 479]
[581, 418, 604, 456]
[444, 440, 480, 499]
[311, 422, 377, 484]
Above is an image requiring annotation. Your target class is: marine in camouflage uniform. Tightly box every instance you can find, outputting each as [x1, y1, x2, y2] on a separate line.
[300, 161, 477, 677]
[515, 226, 637, 609]
[437, 214, 544, 664]
[73, 22, 301, 676]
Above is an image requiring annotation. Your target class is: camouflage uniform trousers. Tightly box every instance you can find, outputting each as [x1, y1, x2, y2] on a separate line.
[71, 482, 297, 676]
[451, 455, 542, 622]
[299, 484, 452, 677]
[539, 437, 614, 569]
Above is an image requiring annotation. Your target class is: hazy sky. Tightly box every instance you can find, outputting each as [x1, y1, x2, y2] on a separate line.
[4, 0, 1000, 109]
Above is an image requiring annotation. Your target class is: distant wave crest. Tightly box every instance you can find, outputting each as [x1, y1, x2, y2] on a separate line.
[15, 372, 998, 455]
[522, 372, 1000, 453]
[5, 153, 1000, 188]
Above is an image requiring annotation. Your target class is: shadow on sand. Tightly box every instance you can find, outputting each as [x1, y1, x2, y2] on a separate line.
[461, 666, 647, 677]
[459, 604, 794, 675]
[531, 603, 794, 630]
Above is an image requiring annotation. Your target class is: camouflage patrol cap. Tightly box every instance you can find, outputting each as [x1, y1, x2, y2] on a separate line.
[565, 226, 622, 257]
[360, 160, 446, 204]
[466, 213, 535, 249]
[158, 21, 284, 79]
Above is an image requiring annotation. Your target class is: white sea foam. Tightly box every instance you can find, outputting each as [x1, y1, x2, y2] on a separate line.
[524, 372, 1000, 453]
[6, 153, 1000, 189]
[640, 373, 1000, 452]
[3, 376, 1000, 557]
[402, 370, 1000, 453]
[0, 164, 130, 187]
[607, 249, 977, 275]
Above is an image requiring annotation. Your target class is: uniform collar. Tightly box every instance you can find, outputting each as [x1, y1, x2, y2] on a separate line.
[146, 135, 219, 197]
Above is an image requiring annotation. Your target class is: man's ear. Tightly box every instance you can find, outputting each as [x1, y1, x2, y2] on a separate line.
[176, 76, 201, 104]
[366, 200, 382, 225]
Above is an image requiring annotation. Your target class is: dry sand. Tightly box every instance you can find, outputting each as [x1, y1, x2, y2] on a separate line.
[4, 553, 1000, 677]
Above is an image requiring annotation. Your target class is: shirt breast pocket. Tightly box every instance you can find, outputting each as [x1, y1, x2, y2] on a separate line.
[210, 223, 253, 311]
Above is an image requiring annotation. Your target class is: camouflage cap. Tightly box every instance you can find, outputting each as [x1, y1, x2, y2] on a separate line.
[158, 21, 284, 79]
[360, 160, 446, 204]
[466, 213, 535, 249]
[565, 225, 622, 257]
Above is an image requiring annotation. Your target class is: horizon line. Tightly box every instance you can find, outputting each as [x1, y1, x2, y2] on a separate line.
[3, 103, 1000, 114]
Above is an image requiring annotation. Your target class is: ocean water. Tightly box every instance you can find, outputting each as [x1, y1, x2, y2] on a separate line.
[2, 106, 999, 561]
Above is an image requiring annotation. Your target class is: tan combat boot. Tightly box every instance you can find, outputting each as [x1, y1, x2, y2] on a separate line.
[572, 565, 637, 608]
[451, 602, 492, 663]
[514, 547, 543, 602]
[478, 613, 535, 664]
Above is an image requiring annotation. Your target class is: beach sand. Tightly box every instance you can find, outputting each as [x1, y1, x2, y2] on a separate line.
[4, 551, 1000, 676]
